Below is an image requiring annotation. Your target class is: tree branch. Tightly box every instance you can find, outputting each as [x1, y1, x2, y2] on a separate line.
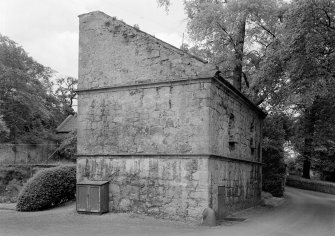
[257, 23, 276, 38]
[242, 72, 249, 88]
[255, 94, 267, 106]
[216, 22, 236, 48]
[319, 20, 335, 30]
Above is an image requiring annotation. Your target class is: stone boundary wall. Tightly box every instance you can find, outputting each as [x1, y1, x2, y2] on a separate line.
[0, 143, 57, 164]
[286, 175, 335, 195]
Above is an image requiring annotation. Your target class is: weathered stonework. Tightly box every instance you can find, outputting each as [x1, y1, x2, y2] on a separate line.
[77, 82, 210, 155]
[77, 157, 209, 222]
[77, 11, 266, 223]
[78, 11, 216, 90]
[208, 159, 261, 217]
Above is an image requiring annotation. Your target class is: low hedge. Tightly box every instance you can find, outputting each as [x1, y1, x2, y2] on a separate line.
[286, 175, 335, 195]
[16, 165, 76, 211]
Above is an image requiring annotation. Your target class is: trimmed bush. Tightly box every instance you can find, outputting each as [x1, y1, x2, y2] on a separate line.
[16, 165, 76, 211]
[262, 147, 286, 197]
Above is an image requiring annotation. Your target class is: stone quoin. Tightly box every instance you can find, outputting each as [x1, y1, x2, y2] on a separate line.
[76, 11, 266, 223]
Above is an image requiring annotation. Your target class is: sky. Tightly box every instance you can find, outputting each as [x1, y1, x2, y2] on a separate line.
[0, 0, 187, 78]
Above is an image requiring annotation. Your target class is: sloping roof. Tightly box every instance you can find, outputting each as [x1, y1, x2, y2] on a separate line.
[56, 114, 77, 133]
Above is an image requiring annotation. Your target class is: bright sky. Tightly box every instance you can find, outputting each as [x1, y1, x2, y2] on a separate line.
[0, 0, 187, 78]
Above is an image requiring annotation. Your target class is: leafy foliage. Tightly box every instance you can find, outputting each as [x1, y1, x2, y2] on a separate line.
[262, 147, 286, 197]
[0, 166, 30, 193]
[54, 76, 78, 116]
[278, 0, 335, 108]
[292, 90, 335, 181]
[56, 131, 77, 161]
[16, 165, 76, 211]
[262, 113, 293, 197]
[277, 0, 335, 179]
[0, 166, 32, 203]
[159, 0, 335, 182]
[0, 34, 68, 144]
[159, 0, 287, 96]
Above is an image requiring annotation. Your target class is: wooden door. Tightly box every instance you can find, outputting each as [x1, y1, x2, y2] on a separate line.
[89, 186, 100, 212]
[77, 185, 88, 211]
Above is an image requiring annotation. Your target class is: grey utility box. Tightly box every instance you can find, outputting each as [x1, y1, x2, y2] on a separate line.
[76, 180, 109, 214]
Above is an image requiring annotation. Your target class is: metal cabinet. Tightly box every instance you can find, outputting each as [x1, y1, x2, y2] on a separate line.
[76, 180, 109, 214]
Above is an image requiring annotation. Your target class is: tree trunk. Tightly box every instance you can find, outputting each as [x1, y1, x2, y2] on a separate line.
[12, 144, 17, 164]
[232, 14, 246, 91]
[302, 137, 312, 179]
[302, 106, 316, 179]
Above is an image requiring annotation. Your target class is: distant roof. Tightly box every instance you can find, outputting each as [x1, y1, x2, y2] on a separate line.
[56, 114, 77, 133]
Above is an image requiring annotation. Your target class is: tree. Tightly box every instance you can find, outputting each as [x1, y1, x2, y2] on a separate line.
[0, 115, 9, 138]
[158, 0, 335, 181]
[309, 93, 335, 181]
[0, 34, 66, 144]
[54, 76, 78, 116]
[158, 0, 287, 94]
[262, 112, 293, 196]
[275, 0, 335, 179]
[55, 130, 77, 161]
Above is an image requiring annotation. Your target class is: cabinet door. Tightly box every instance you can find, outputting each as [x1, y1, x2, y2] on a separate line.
[89, 186, 100, 212]
[77, 185, 88, 211]
[217, 186, 226, 219]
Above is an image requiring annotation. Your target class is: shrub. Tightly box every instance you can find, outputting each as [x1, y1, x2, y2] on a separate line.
[261, 113, 292, 197]
[0, 166, 31, 203]
[16, 165, 76, 211]
[262, 146, 286, 197]
[0, 166, 31, 190]
[56, 131, 77, 161]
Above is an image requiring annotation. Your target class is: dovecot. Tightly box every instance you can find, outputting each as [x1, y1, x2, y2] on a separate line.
[76, 11, 266, 223]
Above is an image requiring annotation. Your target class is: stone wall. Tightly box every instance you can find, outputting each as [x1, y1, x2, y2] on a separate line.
[206, 81, 263, 217]
[78, 11, 216, 90]
[208, 158, 261, 218]
[77, 156, 209, 222]
[209, 82, 263, 161]
[78, 82, 211, 156]
[0, 143, 57, 164]
[286, 175, 335, 195]
[77, 78, 264, 220]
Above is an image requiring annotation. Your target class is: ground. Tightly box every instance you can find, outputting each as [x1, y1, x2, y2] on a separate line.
[0, 187, 334, 236]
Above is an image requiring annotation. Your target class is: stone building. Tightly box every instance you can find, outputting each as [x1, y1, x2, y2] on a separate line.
[76, 11, 266, 223]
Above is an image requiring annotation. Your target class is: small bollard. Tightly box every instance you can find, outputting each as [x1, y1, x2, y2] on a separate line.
[202, 208, 216, 226]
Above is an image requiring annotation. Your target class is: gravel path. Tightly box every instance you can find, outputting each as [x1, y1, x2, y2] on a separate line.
[0, 187, 334, 236]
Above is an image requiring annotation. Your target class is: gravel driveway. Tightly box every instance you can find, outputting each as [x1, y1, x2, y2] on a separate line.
[0, 187, 334, 236]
